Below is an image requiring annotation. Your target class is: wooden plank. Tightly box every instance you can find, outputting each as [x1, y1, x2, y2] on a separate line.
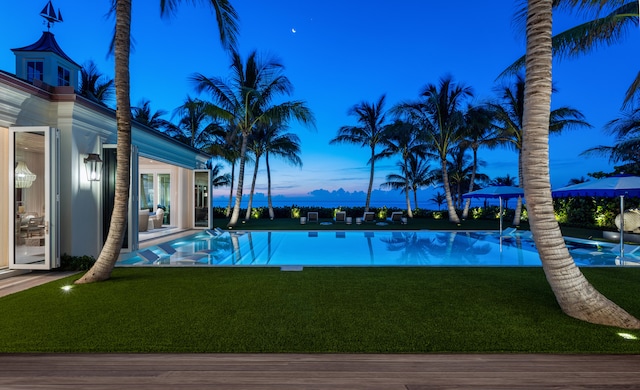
[1, 354, 640, 389]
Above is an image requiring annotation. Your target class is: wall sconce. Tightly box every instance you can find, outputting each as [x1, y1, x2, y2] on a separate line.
[15, 161, 37, 188]
[84, 153, 103, 181]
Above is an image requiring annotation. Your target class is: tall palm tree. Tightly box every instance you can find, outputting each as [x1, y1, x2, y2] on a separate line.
[76, 0, 239, 284]
[165, 96, 220, 148]
[460, 104, 500, 219]
[395, 75, 472, 223]
[430, 191, 446, 211]
[380, 154, 434, 211]
[506, 0, 639, 107]
[378, 120, 427, 217]
[79, 60, 114, 106]
[490, 73, 591, 225]
[263, 124, 302, 220]
[330, 94, 390, 212]
[447, 145, 489, 209]
[193, 50, 315, 227]
[522, 0, 639, 328]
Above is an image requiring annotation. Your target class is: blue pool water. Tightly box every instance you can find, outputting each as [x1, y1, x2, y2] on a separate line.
[117, 230, 640, 267]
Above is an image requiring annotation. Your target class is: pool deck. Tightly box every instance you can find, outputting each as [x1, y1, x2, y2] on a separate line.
[1, 353, 639, 388]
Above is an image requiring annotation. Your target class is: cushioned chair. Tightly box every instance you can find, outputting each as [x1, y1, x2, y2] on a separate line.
[387, 211, 403, 224]
[139, 209, 150, 232]
[362, 211, 375, 223]
[307, 211, 319, 223]
[151, 208, 164, 229]
[334, 211, 346, 223]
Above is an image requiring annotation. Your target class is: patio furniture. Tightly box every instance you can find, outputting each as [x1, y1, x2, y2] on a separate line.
[334, 211, 346, 223]
[307, 212, 319, 223]
[362, 212, 375, 223]
[387, 212, 403, 224]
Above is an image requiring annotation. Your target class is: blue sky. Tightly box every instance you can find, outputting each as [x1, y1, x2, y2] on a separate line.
[2, 1, 637, 208]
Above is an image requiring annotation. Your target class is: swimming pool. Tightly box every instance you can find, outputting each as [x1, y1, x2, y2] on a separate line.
[117, 230, 640, 267]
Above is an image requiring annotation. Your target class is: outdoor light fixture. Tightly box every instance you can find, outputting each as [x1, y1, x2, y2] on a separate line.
[15, 161, 37, 188]
[84, 153, 103, 181]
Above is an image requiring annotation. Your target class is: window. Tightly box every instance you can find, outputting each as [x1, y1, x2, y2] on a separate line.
[26, 61, 44, 82]
[57, 66, 70, 86]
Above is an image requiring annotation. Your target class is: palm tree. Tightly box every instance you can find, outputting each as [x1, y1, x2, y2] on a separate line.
[79, 60, 114, 105]
[395, 75, 472, 223]
[447, 145, 489, 209]
[330, 94, 390, 212]
[581, 106, 640, 175]
[522, 0, 639, 328]
[192, 50, 315, 227]
[505, 1, 639, 107]
[165, 96, 220, 148]
[490, 73, 591, 225]
[378, 120, 427, 217]
[211, 162, 231, 188]
[380, 154, 434, 211]
[263, 124, 303, 220]
[132, 99, 171, 130]
[460, 104, 500, 219]
[430, 191, 446, 211]
[76, 0, 239, 284]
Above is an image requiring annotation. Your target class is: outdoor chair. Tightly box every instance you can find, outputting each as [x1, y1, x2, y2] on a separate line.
[334, 211, 346, 223]
[362, 211, 375, 223]
[307, 211, 319, 223]
[387, 211, 403, 224]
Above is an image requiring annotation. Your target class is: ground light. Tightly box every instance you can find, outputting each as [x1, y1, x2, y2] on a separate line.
[617, 332, 638, 340]
[60, 285, 72, 292]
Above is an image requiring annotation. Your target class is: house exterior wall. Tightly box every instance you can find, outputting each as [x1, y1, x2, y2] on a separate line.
[1, 72, 210, 265]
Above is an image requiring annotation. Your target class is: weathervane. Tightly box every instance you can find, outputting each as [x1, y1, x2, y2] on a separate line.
[40, 1, 63, 31]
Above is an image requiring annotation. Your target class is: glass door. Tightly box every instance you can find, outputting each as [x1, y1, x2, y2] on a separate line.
[194, 170, 210, 228]
[9, 126, 59, 270]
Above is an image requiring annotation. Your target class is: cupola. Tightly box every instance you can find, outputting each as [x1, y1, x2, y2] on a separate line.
[10, 1, 80, 90]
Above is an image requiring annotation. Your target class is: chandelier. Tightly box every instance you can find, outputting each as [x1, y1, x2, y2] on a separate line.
[15, 161, 36, 188]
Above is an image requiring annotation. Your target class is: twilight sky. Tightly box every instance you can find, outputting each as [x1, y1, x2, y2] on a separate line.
[2, 1, 637, 207]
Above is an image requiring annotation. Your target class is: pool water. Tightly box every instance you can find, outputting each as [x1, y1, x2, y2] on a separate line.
[117, 230, 640, 267]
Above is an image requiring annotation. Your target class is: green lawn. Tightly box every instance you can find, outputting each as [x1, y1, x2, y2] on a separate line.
[1, 267, 639, 353]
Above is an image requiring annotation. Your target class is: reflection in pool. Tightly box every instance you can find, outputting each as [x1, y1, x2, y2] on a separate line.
[117, 230, 640, 267]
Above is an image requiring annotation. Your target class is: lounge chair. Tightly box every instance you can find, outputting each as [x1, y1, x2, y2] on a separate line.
[307, 212, 319, 223]
[387, 211, 403, 224]
[151, 208, 164, 229]
[334, 211, 346, 223]
[362, 211, 375, 223]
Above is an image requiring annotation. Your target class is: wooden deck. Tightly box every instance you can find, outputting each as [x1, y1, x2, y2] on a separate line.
[1, 353, 639, 389]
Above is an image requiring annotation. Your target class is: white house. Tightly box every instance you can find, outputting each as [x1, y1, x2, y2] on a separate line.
[1, 19, 212, 271]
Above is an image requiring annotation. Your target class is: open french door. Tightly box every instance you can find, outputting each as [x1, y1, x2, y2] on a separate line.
[193, 169, 211, 229]
[9, 126, 60, 270]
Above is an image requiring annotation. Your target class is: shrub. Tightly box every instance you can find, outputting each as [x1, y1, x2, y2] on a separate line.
[59, 253, 96, 271]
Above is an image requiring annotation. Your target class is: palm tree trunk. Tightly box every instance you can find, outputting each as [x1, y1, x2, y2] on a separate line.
[462, 147, 479, 219]
[440, 159, 460, 223]
[228, 134, 248, 227]
[365, 146, 375, 212]
[266, 151, 274, 219]
[512, 149, 524, 225]
[413, 188, 418, 210]
[244, 156, 260, 221]
[404, 157, 413, 218]
[523, 0, 639, 329]
[76, 0, 132, 284]
[226, 160, 235, 217]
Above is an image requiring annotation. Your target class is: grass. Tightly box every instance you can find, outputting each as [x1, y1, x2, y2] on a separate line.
[1, 267, 640, 353]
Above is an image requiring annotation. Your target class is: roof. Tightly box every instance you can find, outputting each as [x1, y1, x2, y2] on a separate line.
[11, 31, 80, 68]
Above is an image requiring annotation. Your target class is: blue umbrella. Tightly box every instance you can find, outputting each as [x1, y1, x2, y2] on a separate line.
[552, 175, 640, 258]
[462, 186, 525, 233]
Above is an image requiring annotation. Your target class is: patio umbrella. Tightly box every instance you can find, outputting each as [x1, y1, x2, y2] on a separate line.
[552, 175, 640, 258]
[462, 186, 525, 234]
